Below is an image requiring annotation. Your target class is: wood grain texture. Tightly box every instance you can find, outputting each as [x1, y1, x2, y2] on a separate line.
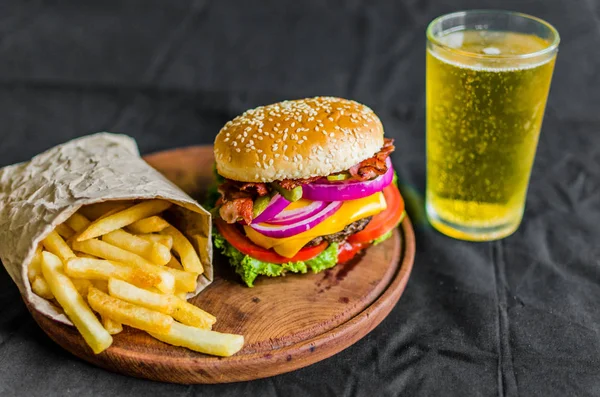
[26, 145, 416, 384]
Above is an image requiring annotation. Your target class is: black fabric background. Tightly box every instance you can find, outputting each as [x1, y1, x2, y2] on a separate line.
[1, 1, 599, 396]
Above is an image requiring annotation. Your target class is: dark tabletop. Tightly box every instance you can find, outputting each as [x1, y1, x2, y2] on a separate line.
[1, 1, 599, 396]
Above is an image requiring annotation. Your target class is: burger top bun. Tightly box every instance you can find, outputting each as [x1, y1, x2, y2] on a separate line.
[214, 97, 384, 182]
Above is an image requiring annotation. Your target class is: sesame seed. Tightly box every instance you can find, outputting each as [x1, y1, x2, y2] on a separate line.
[224, 137, 229, 142]
[235, 148, 241, 152]
[256, 162, 261, 167]
[232, 141, 238, 147]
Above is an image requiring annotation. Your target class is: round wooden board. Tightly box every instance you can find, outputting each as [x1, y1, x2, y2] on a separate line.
[26, 145, 416, 384]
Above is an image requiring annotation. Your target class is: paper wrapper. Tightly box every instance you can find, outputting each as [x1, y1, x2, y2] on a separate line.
[0, 132, 212, 326]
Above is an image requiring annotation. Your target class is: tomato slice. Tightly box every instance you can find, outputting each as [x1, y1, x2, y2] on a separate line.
[337, 241, 369, 264]
[348, 184, 405, 244]
[215, 219, 328, 263]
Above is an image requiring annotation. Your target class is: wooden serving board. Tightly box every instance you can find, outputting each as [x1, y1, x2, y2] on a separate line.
[26, 145, 416, 384]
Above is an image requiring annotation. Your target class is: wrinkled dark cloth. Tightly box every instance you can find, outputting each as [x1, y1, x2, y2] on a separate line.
[0, 1, 599, 396]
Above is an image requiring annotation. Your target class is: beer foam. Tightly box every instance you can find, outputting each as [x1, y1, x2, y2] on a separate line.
[428, 48, 554, 72]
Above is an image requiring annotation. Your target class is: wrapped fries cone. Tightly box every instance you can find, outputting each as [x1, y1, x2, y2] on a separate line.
[0, 132, 212, 326]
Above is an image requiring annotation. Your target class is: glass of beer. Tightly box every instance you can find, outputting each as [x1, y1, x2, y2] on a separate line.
[426, 10, 559, 241]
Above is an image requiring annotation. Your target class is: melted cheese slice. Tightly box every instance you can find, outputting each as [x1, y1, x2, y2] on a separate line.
[244, 192, 387, 258]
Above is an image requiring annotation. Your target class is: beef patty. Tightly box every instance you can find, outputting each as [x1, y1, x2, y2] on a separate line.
[305, 217, 372, 247]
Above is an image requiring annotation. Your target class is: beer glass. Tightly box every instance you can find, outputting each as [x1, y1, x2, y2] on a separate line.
[426, 10, 559, 241]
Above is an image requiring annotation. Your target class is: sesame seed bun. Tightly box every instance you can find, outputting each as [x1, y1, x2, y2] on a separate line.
[214, 97, 384, 182]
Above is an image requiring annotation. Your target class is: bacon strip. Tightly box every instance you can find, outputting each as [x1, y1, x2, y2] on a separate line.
[348, 138, 395, 181]
[278, 176, 322, 190]
[217, 180, 267, 224]
[219, 198, 254, 224]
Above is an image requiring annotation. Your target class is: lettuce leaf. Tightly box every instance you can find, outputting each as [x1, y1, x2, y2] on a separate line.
[305, 242, 339, 273]
[372, 229, 393, 246]
[213, 230, 337, 287]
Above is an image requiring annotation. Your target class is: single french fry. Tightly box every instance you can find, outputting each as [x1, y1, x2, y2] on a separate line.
[42, 230, 76, 262]
[77, 200, 172, 241]
[79, 201, 133, 221]
[137, 233, 173, 250]
[66, 212, 92, 232]
[55, 223, 76, 239]
[166, 256, 183, 270]
[101, 316, 123, 335]
[127, 216, 170, 234]
[65, 258, 159, 290]
[107, 278, 172, 313]
[170, 298, 216, 329]
[71, 278, 93, 297]
[150, 322, 243, 357]
[27, 246, 44, 281]
[162, 226, 203, 274]
[71, 239, 174, 293]
[41, 252, 112, 354]
[102, 229, 170, 266]
[31, 276, 54, 300]
[108, 279, 214, 329]
[88, 287, 173, 334]
[164, 267, 198, 292]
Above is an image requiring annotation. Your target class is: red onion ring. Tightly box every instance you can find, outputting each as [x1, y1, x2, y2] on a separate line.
[250, 201, 342, 238]
[302, 158, 393, 201]
[251, 194, 290, 224]
[265, 200, 328, 225]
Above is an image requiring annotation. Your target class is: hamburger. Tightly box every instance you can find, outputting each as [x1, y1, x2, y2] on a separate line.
[210, 97, 405, 287]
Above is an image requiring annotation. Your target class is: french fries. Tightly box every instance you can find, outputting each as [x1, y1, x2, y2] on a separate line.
[31, 276, 54, 300]
[150, 322, 244, 357]
[162, 226, 203, 274]
[108, 279, 215, 329]
[102, 229, 171, 266]
[77, 200, 172, 241]
[101, 316, 123, 335]
[138, 233, 173, 250]
[42, 231, 76, 262]
[65, 212, 91, 232]
[41, 252, 112, 354]
[164, 266, 198, 292]
[28, 199, 242, 357]
[127, 216, 170, 234]
[71, 239, 175, 294]
[55, 223, 76, 239]
[88, 287, 173, 334]
[27, 246, 43, 281]
[65, 258, 160, 290]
